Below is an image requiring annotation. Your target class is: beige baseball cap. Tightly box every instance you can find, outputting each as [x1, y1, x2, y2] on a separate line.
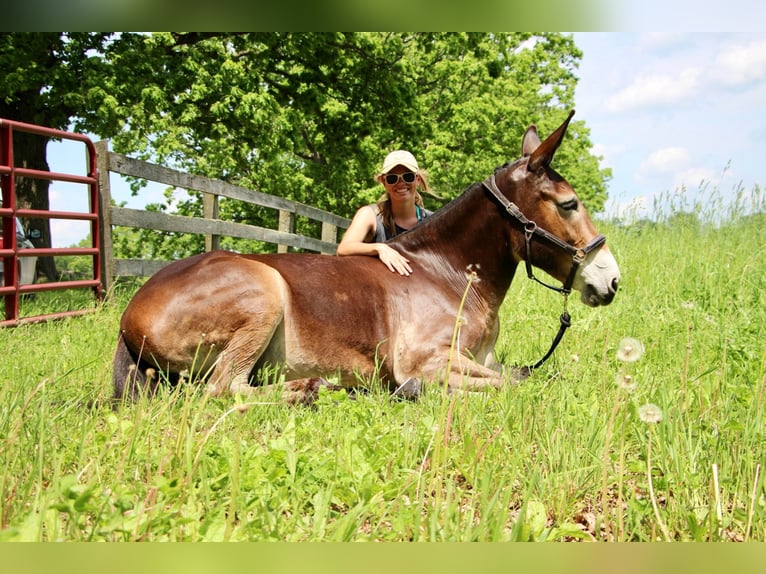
[380, 150, 419, 174]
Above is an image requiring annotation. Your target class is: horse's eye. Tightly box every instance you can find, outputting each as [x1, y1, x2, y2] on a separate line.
[558, 199, 579, 212]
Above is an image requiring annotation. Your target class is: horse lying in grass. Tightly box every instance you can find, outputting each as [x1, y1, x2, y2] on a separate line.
[112, 110, 620, 404]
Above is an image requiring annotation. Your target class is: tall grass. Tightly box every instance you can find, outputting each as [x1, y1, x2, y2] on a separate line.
[0, 184, 764, 541]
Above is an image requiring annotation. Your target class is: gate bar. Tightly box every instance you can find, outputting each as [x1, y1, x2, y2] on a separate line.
[1, 118, 103, 327]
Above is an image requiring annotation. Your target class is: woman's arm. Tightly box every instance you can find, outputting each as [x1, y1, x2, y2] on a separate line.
[337, 206, 412, 276]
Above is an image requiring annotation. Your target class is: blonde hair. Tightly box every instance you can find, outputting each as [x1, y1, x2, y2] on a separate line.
[374, 168, 432, 239]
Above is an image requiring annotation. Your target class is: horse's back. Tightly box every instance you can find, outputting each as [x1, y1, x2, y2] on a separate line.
[119, 251, 289, 369]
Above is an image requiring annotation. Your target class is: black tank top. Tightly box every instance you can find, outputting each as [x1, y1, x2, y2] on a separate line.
[369, 204, 432, 241]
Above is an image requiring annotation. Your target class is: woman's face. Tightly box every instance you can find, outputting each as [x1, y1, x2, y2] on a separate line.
[382, 165, 419, 201]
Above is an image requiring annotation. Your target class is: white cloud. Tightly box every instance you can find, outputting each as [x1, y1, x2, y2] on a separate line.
[636, 147, 692, 181]
[709, 39, 766, 87]
[672, 166, 719, 190]
[635, 149, 719, 196]
[604, 37, 766, 115]
[605, 68, 702, 113]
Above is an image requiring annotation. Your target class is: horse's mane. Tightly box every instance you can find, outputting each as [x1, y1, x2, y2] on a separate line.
[387, 182, 482, 248]
[389, 158, 524, 249]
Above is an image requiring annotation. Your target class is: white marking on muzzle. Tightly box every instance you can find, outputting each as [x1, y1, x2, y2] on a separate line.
[574, 248, 621, 306]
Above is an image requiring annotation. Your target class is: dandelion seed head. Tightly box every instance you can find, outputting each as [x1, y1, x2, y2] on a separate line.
[570, 354, 579, 363]
[465, 264, 481, 283]
[638, 403, 663, 424]
[616, 372, 637, 392]
[616, 337, 644, 363]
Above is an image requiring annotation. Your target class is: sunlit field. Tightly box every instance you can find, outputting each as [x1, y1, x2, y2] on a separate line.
[1, 184, 764, 541]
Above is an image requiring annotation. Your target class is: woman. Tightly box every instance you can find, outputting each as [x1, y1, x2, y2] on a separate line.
[337, 150, 433, 276]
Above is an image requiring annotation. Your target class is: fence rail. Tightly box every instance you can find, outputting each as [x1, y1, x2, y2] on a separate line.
[96, 141, 350, 293]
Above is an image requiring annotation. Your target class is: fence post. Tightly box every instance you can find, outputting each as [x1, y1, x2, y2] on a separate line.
[203, 193, 220, 252]
[95, 140, 114, 295]
[278, 210, 294, 253]
[321, 222, 338, 255]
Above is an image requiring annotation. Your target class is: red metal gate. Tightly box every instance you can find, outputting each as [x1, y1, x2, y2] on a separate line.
[0, 118, 103, 327]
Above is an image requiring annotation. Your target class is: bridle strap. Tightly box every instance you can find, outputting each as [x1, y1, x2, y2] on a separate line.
[483, 174, 605, 291]
[482, 174, 607, 373]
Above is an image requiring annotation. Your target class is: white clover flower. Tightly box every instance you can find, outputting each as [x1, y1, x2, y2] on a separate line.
[638, 403, 663, 424]
[616, 337, 645, 363]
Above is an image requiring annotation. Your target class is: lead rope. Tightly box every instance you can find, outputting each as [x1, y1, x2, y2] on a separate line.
[517, 232, 604, 375]
[482, 174, 602, 378]
[518, 296, 571, 377]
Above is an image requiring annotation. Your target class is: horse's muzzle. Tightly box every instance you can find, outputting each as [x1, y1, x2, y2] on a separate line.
[581, 275, 619, 307]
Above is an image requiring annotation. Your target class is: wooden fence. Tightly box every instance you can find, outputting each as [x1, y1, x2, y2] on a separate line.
[95, 141, 350, 293]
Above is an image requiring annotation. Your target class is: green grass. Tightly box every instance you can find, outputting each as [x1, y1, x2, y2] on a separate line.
[1, 187, 765, 541]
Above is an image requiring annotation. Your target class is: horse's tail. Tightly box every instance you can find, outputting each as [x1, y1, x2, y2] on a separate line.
[112, 332, 159, 403]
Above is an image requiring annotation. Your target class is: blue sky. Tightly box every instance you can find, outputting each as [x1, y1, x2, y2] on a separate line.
[45, 31, 766, 246]
[571, 32, 766, 219]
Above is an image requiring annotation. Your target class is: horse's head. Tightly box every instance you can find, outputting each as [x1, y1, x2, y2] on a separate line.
[492, 110, 620, 307]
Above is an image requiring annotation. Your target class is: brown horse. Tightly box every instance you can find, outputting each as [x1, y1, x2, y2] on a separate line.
[112, 111, 620, 404]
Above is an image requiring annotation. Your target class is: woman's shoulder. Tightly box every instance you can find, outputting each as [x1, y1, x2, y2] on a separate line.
[349, 204, 381, 228]
[350, 204, 378, 216]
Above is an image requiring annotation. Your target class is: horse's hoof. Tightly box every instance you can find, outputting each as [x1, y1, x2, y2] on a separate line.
[510, 366, 532, 382]
[393, 377, 422, 401]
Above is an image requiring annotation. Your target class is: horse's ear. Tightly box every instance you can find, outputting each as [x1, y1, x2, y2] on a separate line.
[521, 126, 541, 157]
[526, 110, 576, 171]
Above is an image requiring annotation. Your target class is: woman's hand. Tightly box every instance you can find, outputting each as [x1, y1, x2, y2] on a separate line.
[376, 244, 412, 276]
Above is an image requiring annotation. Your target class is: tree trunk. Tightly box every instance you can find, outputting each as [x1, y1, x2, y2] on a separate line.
[12, 131, 58, 282]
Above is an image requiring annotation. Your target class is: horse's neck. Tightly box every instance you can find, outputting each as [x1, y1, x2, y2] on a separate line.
[404, 183, 519, 301]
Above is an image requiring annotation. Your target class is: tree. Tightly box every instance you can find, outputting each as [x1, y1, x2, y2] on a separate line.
[394, 33, 611, 209]
[0, 32, 113, 280]
[4, 32, 611, 262]
[81, 32, 610, 258]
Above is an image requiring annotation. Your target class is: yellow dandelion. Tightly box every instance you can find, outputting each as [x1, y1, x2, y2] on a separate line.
[616, 337, 644, 363]
[616, 372, 637, 392]
[638, 403, 663, 424]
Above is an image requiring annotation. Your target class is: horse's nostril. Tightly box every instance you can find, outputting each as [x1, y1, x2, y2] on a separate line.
[611, 278, 619, 292]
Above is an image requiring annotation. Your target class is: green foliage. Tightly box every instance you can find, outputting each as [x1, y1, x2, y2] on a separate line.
[73, 32, 606, 256]
[2, 184, 765, 541]
[3, 32, 609, 259]
[0, 33, 112, 129]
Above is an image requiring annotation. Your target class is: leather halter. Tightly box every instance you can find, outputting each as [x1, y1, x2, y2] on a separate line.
[482, 173, 607, 372]
[483, 174, 606, 294]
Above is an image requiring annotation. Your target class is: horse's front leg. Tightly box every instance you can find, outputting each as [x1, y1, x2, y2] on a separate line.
[433, 352, 525, 392]
[445, 360, 508, 392]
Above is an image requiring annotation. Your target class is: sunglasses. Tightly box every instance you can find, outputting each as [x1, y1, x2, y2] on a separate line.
[384, 172, 417, 185]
